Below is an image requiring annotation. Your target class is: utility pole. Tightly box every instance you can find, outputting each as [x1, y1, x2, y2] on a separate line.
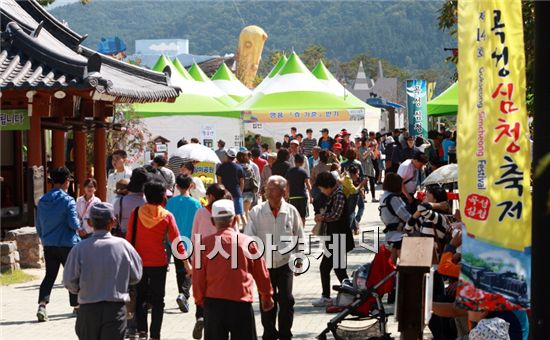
[532, 2, 550, 339]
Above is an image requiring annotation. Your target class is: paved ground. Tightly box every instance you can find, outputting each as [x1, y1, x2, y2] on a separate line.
[1, 189, 412, 340]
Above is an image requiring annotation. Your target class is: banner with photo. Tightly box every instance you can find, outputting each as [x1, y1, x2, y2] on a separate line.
[406, 79, 428, 138]
[456, 0, 531, 310]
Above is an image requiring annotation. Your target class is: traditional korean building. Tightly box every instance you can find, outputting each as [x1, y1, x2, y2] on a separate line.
[0, 0, 180, 229]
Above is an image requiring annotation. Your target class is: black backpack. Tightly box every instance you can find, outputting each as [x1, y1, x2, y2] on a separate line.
[378, 193, 404, 232]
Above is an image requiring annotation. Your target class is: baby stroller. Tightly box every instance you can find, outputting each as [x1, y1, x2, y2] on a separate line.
[317, 245, 397, 340]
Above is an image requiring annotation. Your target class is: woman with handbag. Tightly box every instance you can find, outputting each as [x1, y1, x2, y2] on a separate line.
[311, 172, 355, 308]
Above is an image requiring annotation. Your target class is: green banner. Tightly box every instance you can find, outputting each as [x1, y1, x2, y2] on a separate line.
[0, 109, 29, 131]
[406, 79, 428, 138]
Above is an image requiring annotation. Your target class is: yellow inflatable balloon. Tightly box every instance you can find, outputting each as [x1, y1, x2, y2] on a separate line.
[236, 25, 268, 88]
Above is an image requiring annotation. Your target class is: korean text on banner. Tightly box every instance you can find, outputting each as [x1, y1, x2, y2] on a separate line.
[456, 0, 531, 310]
[0, 109, 30, 131]
[406, 80, 428, 138]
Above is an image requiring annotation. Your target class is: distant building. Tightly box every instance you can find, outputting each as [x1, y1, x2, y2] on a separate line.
[348, 61, 402, 131]
[127, 38, 234, 76]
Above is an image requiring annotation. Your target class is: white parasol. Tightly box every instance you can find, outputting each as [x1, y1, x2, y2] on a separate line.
[172, 143, 221, 164]
[422, 163, 458, 186]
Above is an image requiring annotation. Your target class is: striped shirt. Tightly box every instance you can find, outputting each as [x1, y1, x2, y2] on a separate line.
[301, 137, 317, 157]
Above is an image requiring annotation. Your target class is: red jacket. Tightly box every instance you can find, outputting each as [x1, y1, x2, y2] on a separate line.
[192, 228, 273, 306]
[126, 204, 186, 267]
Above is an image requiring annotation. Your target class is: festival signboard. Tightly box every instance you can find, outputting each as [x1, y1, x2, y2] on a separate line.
[456, 0, 531, 310]
[0, 109, 29, 131]
[406, 80, 428, 138]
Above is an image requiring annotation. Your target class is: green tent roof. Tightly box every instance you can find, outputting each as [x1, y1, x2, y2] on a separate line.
[133, 56, 239, 119]
[187, 63, 239, 107]
[311, 60, 379, 113]
[311, 60, 333, 80]
[172, 57, 192, 80]
[428, 82, 458, 116]
[279, 53, 310, 76]
[211, 63, 238, 81]
[267, 55, 288, 78]
[239, 53, 360, 112]
[151, 55, 172, 73]
[188, 63, 210, 82]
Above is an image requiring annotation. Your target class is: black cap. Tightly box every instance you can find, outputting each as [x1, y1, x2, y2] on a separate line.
[50, 166, 73, 184]
[320, 128, 329, 133]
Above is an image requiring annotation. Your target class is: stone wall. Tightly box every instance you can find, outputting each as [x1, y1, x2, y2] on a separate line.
[0, 241, 20, 273]
[5, 227, 43, 269]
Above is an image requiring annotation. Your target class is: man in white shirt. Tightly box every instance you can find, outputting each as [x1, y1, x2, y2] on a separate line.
[288, 140, 310, 176]
[245, 175, 305, 340]
[397, 152, 428, 206]
[107, 150, 132, 203]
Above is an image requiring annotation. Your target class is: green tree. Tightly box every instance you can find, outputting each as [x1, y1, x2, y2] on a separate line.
[300, 44, 331, 70]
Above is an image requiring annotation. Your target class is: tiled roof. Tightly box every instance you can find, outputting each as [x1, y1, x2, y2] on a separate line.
[0, 0, 179, 103]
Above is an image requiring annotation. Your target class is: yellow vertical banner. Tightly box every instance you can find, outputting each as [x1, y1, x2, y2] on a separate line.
[457, 0, 531, 310]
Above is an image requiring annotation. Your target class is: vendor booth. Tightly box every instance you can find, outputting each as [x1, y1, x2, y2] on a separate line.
[427, 82, 458, 116]
[240, 53, 381, 142]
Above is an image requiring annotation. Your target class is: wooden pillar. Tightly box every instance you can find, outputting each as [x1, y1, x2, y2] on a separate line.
[93, 103, 107, 201]
[74, 128, 87, 196]
[51, 129, 65, 168]
[27, 112, 42, 168]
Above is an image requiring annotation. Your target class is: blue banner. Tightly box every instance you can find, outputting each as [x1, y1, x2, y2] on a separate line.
[406, 79, 428, 138]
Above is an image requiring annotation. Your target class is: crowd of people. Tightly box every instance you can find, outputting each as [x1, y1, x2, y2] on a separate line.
[32, 124, 527, 340]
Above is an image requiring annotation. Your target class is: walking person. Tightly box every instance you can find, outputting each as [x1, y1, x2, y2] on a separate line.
[113, 167, 149, 238]
[125, 180, 191, 340]
[271, 148, 291, 177]
[397, 152, 429, 211]
[312, 172, 355, 307]
[285, 154, 311, 225]
[311, 150, 332, 215]
[193, 199, 274, 340]
[214, 140, 227, 163]
[260, 152, 277, 199]
[107, 150, 132, 203]
[237, 150, 260, 222]
[63, 203, 143, 340]
[302, 128, 317, 158]
[165, 175, 201, 314]
[189, 183, 231, 339]
[245, 176, 305, 340]
[216, 148, 245, 227]
[152, 155, 176, 191]
[359, 138, 378, 202]
[76, 178, 101, 239]
[35, 166, 81, 321]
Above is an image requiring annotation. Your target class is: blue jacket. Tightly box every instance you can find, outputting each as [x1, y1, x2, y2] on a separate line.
[36, 189, 81, 247]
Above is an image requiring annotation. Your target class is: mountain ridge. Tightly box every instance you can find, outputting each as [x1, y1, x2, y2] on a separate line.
[50, 0, 454, 71]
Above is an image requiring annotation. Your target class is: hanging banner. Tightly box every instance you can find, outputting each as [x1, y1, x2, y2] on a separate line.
[242, 108, 365, 123]
[405, 80, 428, 138]
[456, 0, 531, 310]
[0, 109, 30, 131]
